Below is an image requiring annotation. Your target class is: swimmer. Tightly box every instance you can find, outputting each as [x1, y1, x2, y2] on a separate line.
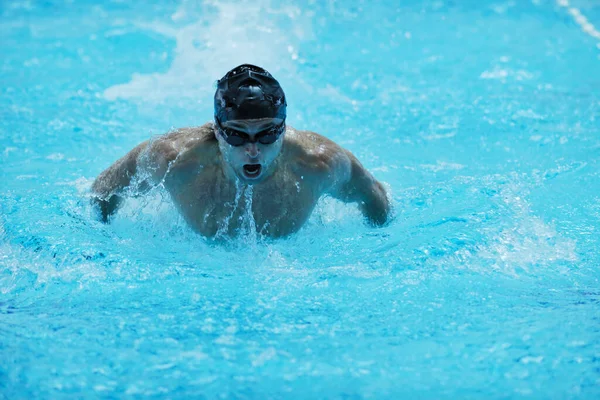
[91, 64, 390, 237]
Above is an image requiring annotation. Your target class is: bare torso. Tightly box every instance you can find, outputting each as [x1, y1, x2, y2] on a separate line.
[141, 124, 341, 237]
[164, 143, 321, 237]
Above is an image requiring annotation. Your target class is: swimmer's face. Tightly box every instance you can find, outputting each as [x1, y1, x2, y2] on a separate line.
[216, 118, 285, 183]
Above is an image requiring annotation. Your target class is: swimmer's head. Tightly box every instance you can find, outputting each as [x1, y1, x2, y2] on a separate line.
[214, 64, 286, 124]
[214, 65, 287, 184]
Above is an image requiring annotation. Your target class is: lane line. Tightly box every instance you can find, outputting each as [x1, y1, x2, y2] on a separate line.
[557, 0, 600, 47]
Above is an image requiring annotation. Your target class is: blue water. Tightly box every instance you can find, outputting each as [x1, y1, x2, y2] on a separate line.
[2, 0, 600, 398]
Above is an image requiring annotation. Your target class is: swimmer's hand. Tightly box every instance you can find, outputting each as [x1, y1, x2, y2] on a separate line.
[91, 194, 123, 223]
[358, 180, 391, 227]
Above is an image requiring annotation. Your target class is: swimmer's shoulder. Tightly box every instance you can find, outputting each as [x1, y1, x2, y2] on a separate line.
[284, 126, 351, 175]
[148, 122, 219, 166]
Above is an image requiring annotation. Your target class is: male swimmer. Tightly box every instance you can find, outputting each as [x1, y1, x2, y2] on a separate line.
[91, 64, 390, 238]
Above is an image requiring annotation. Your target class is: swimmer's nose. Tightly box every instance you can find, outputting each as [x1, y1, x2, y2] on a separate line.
[245, 142, 260, 159]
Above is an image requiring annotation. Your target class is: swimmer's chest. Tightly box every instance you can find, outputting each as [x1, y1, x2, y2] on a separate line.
[166, 166, 319, 237]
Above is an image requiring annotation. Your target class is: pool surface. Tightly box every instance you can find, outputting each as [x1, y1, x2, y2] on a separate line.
[1, 0, 600, 398]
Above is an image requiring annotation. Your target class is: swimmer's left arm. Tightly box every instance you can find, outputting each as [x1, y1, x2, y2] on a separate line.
[327, 149, 391, 226]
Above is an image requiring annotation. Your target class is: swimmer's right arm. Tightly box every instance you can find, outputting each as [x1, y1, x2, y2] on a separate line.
[91, 125, 214, 222]
[90, 140, 172, 222]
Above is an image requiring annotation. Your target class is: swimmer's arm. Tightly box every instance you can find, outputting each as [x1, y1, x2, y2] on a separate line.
[91, 125, 215, 222]
[90, 139, 174, 222]
[328, 149, 391, 226]
[91, 142, 150, 222]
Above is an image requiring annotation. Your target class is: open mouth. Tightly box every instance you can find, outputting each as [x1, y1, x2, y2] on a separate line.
[242, 164, 262, 179]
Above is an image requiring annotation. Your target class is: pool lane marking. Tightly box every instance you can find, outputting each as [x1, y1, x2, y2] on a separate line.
[557, 0, 600, 47]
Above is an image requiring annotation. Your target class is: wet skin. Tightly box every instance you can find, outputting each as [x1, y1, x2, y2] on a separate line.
[91, 120, 391, 238]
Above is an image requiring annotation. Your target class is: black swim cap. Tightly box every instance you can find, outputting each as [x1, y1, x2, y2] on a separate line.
[214, 64, 286, 124]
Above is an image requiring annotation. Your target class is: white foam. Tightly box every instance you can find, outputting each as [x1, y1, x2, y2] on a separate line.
[480, 67, 533, 81]
[104, 0, 314, 103]
[478, 216, 577, 273]
[475, 182, 577, 275]
[3, 147, 18, 156]
[513, 109, 544, 120]
[46, 153, 65, 161]
[420, 161, 465, 172]
[0, 236, 108, 294]
[16, 174, 38, 180]
[480, 68, 509, 80]
[420, 132, 456, 140]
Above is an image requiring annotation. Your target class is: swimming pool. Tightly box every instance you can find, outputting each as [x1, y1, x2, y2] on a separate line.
[1, 0, 599, 397]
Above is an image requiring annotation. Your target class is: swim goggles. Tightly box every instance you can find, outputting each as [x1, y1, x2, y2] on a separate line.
[215, 120, 285, 147]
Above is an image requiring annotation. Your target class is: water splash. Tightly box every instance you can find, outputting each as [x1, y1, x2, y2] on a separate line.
[215, 179, 244, 239]
[103, 0, 313, 104]
[240, 184, 258, 244]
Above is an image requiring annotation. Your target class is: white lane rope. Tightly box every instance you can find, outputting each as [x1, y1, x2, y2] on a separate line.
[557, 0, 600, 48]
